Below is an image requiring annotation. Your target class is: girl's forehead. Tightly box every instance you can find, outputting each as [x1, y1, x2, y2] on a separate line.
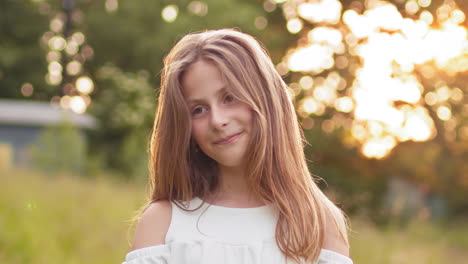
[181, 61, 228, 99]
[181, 60, 230, 85]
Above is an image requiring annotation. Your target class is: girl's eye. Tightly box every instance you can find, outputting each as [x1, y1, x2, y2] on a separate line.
[192, 106, 207, 117]
[224, 94, 235, 103]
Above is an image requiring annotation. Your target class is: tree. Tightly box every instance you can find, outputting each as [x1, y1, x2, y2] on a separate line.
[0, 0, 49, 99]
[0, 0, 292, 176]
[277, 0, 467, 216]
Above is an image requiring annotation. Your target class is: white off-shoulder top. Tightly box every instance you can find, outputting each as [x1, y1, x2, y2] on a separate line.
[122, 197, 353, 264]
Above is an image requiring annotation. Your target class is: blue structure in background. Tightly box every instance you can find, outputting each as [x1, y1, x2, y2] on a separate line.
[0, 99, 97, 169]
[385, 176, 447, 222]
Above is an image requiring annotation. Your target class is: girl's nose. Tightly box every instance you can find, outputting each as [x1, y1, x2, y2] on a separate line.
[210, 105, 229, 130]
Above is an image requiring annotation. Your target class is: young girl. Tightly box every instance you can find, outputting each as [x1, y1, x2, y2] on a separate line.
[123, 29, 352, 264]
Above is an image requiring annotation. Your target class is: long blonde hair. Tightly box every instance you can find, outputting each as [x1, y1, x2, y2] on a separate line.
[147, 29, 348, 263]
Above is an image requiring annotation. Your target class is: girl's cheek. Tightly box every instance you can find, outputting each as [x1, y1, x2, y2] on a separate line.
[191, 122, 204, 139]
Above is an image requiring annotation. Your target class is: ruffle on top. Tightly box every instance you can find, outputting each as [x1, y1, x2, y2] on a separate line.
[122, 197, 353, 264]
[123, 241, 353, 264]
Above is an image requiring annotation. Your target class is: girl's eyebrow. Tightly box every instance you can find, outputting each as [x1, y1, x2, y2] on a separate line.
[187, 86, 228, 105]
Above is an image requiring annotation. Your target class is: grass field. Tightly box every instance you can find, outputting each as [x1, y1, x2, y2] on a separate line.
[1, 169, 467, 263]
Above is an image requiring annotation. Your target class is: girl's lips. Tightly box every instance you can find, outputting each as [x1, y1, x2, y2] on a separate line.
[214, 132, 243, 145]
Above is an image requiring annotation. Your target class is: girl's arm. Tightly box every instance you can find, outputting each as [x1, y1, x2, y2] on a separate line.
[322, 205, 350, 257]
[131, 200, 172, 250]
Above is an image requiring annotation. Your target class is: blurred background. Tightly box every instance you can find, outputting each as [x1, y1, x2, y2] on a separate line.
[0, 0, 467, 263]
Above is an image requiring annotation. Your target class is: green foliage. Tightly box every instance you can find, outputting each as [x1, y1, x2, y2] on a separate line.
[1, 170, 468, 263]
[91, 64, 155, 131]
[30, 119, 86, 175]
[350, 218, 468, 264]
[117, 130, 150, 182]
[83, 0, 288, 74]
[0, 0, 48, 98]
[0, 169, 145, 264]
[0, 0, 290, 177]
[88, 64, 154, 175]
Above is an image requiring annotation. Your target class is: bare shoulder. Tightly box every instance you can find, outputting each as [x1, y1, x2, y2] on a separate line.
[131, 200, 172, 250]
[322, 201, 350, 257]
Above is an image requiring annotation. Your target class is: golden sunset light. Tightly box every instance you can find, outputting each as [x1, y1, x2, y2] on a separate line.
[282, 0, 467, 159]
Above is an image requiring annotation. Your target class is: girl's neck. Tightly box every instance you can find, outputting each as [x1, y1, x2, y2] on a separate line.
[205, 165, 265, 207]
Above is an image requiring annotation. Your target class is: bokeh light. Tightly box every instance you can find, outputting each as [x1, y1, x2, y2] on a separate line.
[66, 61, 82, 76]
[264, 0, 276, 12]
[50, 18, 64, 33]
[71, 32, 85, 45]
[76, 76, 94, 94]
[418, 0, 432, 8]
[280, 0, 467, 159]
[45, 73, 62, 86]
[308, 27, 344, 54]
[81, 45, 94, 59]
[405, 0, 420, 15]
[46, 51, 61, 63]
[288, 44, 333, 72]
[48, 61, 62, 76]
[60, 95, 71, 109]
[70, 96, 87, 114]
[287, 18, 303, 34]
[437, 106, 452, 121]
[105, 0, 119, 13]
[255, 16, 268, 30]
[451, 87, 463, 102]
[299, 75, 314, 90]
[38, 1, 95, 115]
[188, 1, 208, 16]
[298, 0, 341, 24]
[65, 41, 79, 55]
[335, 97, 354, 113]
[48, 36, 66, 51]
[162, 5, 178, 23]
[362, 136, 397, 159]
[21, 83, 34, 97]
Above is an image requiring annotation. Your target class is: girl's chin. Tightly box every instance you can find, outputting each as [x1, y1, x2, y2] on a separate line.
[212, 156, 246, 168]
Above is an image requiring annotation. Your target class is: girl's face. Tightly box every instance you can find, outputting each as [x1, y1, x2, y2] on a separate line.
[182, 60, 253, 169]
